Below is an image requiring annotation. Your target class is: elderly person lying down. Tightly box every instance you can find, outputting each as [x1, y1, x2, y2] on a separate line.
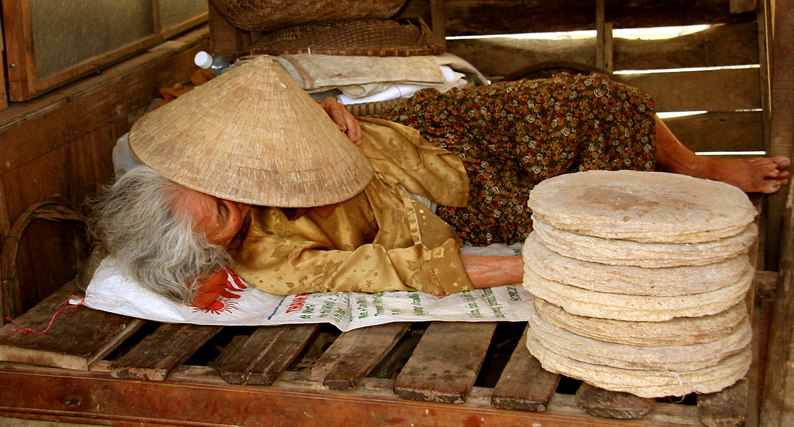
[91, 56, 790, 309]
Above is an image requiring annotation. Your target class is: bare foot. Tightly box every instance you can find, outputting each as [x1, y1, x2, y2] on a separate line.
[690, 155, 790, 194]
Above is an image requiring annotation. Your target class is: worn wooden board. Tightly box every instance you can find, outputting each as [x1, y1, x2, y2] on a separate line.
[662, 111, 763, 153]
[312, 322, 409, 390]
[109, 323, 221, 381]
[393, 322, 497, 404]
[576, 382, 656, 420]
[491, 325, 560, 412]
[0, 281, 143, 371]
[219, 324, 318, 385]
[619, 68, 761, 113]
[697, 379, 748, 427]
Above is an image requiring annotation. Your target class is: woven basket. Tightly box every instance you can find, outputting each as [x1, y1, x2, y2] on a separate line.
[210, 0, 408, 32]
[242, 18, 444, 57]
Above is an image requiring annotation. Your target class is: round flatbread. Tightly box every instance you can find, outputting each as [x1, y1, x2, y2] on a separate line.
[533, 297, 749, 346]
[528, 170, 756, 244]
[526, 331, 751, 398]
[522, 233, 752, 296]
[527, 300, 751, 371]
[532, 219, 757, 268]
[523, 261, 753, 321]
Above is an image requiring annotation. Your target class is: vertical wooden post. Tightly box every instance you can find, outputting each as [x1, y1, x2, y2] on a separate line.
[0, 12, 8, 111]
[430, 0, 447, 48]
[760, 0, 794, 425]
[596, 0, 613, 72]
[208, 2, 246, 60]
[764, 0, 793, 272]
[151, 0, 162, 34]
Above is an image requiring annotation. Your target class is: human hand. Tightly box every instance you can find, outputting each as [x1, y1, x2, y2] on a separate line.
[316, 98, 362, 146]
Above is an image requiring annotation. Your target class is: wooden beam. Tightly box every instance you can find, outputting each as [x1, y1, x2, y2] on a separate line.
[0, 364, 703, 426]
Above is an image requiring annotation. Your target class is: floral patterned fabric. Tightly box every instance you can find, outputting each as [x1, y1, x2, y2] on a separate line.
[378, 73, 657, 246]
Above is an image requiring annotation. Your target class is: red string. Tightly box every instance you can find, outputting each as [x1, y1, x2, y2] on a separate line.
[5, 295, 84, 335]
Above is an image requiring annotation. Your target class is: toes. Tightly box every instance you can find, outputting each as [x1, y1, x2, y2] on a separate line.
[764, 180, 782, 194]
[772, 156, 791, 169]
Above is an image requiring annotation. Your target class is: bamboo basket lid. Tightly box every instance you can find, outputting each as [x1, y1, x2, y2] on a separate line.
[129, 55, 374, 207]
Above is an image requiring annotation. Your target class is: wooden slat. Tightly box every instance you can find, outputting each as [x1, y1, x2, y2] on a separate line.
[697, 379, 748, 427]
[448, 21, 759, 81]
[0, 281, 143, 371]
[619, 68, 762, 113]
[491, 325, 560, 412]
[393, 322, 496, 404]
[612, 21, 759, 71]
[312, 322, 409, 390]
[109, 323, 221, 381]
[575, 382, 655, 420]
[662, 111, 763, 153]
[218, 324, 318, 385]
[397, 0, 745, 37]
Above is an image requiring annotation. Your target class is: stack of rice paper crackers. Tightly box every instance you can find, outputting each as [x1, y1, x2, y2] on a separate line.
[522, 170, 756, 398]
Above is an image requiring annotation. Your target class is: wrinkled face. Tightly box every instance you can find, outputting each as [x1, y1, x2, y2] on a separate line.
[173, 187, 251, 247]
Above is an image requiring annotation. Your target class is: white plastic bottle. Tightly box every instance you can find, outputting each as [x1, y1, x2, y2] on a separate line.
[194, 51, 232, 76]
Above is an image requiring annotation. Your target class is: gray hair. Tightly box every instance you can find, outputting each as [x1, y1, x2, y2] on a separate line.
[89, 165, 231, 304]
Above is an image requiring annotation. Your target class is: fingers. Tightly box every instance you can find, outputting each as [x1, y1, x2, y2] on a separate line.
[318, 98, 362, 146]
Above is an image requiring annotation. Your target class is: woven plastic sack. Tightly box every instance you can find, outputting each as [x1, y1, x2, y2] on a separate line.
[209, 0, 409, 32]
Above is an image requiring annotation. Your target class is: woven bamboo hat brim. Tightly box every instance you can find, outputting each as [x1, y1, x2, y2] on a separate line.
[129, 55, 374, 207]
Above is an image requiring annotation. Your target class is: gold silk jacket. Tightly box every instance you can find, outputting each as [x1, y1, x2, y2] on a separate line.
[228, 118, 474, 295]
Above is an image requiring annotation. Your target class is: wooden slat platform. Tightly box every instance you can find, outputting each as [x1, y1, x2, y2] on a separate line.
[0, 279, 769, 427]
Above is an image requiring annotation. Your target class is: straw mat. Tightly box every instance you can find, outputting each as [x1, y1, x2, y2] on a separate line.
[129, 56, 374, 207]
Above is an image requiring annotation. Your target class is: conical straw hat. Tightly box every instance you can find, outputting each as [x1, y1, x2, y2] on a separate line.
[129, 55, 374, 207]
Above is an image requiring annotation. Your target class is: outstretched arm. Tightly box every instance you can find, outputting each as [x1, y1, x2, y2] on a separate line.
[461, 255, 524, 288]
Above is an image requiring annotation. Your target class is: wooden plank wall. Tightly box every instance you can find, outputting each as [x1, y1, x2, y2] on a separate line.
[0, 27, 211, 320]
